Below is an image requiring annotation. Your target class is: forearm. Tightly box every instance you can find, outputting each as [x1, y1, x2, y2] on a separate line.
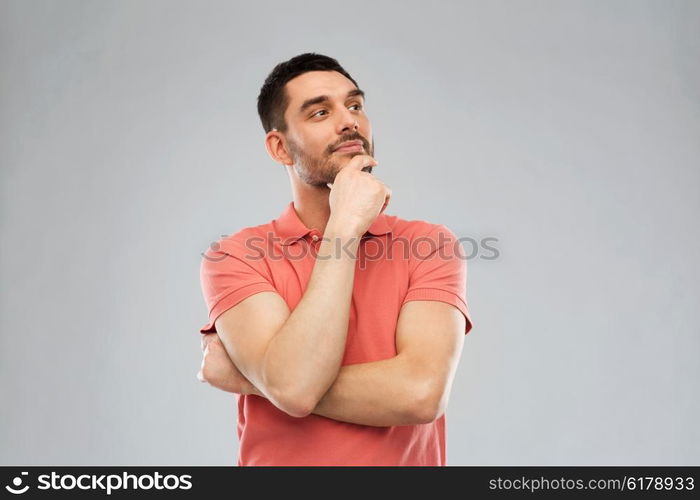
[310, 355, 431, 427]
[262, 216, 361, 411]
[208, 350, 434, 426]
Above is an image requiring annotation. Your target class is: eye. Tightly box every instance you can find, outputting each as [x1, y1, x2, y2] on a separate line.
[311, 103, 363, 118]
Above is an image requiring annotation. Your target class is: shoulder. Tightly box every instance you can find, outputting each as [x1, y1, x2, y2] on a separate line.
[383, 213, 459, 242]
[382, 213, 466, 265]
[201, 219, 275, 264]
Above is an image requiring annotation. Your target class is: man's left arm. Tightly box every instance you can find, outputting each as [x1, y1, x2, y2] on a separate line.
[311, 299, 465, 426]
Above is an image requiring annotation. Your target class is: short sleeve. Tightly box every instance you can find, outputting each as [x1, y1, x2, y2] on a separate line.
[402, 224, 473, 334]
[198, 232, 277, 334]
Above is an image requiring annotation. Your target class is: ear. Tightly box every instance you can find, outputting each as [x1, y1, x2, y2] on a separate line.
[265, 130, 294, 166]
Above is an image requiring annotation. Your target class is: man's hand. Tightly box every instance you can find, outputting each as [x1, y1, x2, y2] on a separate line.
[197, 333, 261, 395]
[326, 154, 391, 235]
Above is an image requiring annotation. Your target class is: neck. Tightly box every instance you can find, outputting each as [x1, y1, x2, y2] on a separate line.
[286, 166, 332, 234]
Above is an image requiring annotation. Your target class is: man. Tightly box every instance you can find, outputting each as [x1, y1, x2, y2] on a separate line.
[197, 53, 473, 466]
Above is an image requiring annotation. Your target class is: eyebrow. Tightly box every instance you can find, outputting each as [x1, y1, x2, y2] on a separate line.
[298, 88, 365, 115]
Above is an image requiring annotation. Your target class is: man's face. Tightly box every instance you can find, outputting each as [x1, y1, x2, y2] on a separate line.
[280, 70, 374, 187]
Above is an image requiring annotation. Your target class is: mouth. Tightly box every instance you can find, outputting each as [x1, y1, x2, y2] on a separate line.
[334, 142, 364, 153]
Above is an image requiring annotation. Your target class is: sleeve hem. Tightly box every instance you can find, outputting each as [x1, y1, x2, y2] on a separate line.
[199, 281, 277, 334]
[402, 287, 473, 335]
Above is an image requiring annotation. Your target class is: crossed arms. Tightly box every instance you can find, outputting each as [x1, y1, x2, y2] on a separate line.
[198, 226, 467, 427]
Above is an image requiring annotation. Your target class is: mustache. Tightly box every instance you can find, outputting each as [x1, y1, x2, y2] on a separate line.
[331, 135, 368, 152]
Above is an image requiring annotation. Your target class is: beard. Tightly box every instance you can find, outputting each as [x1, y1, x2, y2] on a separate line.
[286, 137, 374, 187]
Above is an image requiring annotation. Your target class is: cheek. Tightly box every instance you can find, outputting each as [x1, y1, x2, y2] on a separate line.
[295, 130, 324, 154]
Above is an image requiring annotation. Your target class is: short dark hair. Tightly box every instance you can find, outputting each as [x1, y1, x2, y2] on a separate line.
[257, 53, 359, 134]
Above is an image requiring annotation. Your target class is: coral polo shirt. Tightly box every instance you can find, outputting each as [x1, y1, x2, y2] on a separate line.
[199, 201, 473, 466]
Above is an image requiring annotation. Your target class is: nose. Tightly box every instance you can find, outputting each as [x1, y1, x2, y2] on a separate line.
[338, 108, 359, 134]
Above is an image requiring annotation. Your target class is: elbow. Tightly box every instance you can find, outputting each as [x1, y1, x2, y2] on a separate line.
[411, 380, 448, 424]
[267, 384, 318, 419]
[281, 398, 316, 419]
[261, 352, 318, 418]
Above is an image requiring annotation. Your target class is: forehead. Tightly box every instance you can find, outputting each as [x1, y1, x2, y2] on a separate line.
[284, 71, 359, 111]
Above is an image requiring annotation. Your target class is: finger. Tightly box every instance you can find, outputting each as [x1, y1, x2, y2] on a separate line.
[345, 154, 378, 172]
[201, 334, 213, 350]
[380, 195, 390, 214]
[201, 333, 216, 350]
[380, 185, 392, 214]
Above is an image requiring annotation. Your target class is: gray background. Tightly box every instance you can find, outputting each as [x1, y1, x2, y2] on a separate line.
[1, 0, 698, 465]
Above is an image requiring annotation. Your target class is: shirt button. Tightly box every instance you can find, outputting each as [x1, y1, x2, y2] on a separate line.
[311, 234, 319, 242]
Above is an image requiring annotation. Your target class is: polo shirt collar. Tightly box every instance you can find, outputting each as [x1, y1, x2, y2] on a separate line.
[274, 201, 391, 245]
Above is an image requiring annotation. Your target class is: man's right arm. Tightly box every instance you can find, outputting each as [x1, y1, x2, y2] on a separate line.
[213, 217, 360, 418]
[211, 154, 388, 418]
